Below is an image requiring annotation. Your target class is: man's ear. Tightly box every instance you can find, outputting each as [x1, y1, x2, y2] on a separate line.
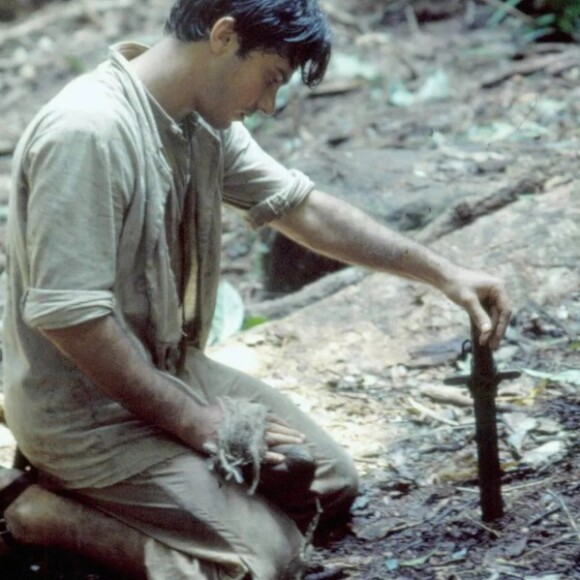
[209, 16, 238, 55]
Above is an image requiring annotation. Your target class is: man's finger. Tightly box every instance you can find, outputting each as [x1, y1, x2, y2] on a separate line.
[267, 422, 305, 438]
[267, 414, 290, 426]
[265, 431, 305, 447]
[466, 298, 493, 346]
[489, 303, 511, 350]
[486, 283, 511, 349]
[263, 451, 286, 464]
[266, 415, 306, 440]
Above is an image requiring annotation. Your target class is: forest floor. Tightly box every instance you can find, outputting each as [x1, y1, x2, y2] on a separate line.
[0, 1, 579, 579]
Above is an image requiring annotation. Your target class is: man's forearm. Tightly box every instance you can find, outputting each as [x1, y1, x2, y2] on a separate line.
[42, 315, 216, 452]
[274, 189, 458, 290]
[274, 189, 510, 348]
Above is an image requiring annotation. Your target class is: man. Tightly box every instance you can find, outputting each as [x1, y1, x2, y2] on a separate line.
[0, 0, 511, 578]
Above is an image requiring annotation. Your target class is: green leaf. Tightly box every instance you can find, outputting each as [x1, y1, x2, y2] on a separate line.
[487, 0, 522, 27]
[521, 25, 556, 42]
[242, 316, 268, 331]
[534, 13, 557, 26]
[491, 0, 580, 41]
[64, 55, 86, 74]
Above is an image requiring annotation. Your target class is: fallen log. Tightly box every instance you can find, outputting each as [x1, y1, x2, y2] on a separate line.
[481, 49, 580, 89]
[416, 175, 544, 244]
[245, 267, 368, 321]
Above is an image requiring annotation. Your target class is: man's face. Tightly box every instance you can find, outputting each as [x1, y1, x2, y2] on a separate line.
[200, 46, 294, 129]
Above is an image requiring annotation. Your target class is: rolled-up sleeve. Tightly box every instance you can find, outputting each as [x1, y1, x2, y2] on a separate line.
[23, 288, 115, 329]
[221, 122, 315, 229]
[21, 111, 128, 329]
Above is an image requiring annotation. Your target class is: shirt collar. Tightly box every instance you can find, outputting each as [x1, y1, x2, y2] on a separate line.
[108, 42, 202, 139]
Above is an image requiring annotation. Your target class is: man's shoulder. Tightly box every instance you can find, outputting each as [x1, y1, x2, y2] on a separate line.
[216, 121, 256, 152]
[56, 72, 136, 128]
[37, 68, 140, 143]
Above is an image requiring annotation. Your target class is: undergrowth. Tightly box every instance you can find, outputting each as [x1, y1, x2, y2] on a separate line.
[489, 0, 580, 42]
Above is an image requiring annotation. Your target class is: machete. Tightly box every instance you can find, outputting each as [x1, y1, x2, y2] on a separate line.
[444, 318, 520, 522]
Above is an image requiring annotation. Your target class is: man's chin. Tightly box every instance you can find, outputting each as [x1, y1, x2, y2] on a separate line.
[196, 111, 232, 130]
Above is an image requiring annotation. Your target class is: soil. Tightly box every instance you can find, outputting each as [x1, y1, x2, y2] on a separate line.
[0, 1, 579, 579]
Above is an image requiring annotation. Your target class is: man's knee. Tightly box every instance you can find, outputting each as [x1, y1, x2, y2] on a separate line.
[316, 452, 359, 522]
[242, 521, 305, 580]
[337, 462, 359, 508]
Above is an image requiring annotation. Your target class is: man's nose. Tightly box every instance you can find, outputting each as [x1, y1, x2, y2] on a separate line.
[257, 89, 277, 117]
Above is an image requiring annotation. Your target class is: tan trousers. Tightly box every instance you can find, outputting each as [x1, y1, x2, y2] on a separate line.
[75, 349, 359, 580]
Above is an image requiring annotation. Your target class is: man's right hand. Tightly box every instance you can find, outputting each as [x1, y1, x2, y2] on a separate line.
[263, 415, 306, 464]
[41, 316, 236, 455]
[42, 315, 308, 466]
[197, 403, 306, 464]
[190, 402, 226, 454]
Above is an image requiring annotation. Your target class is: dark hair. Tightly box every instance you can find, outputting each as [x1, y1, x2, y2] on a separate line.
[165, 0, 331, 87]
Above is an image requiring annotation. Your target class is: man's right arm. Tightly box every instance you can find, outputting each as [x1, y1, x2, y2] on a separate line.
[41, 315, 303, 462]
[42, 315, 223, 453]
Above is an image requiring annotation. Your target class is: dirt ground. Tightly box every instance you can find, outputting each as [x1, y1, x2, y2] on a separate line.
[0, 1, 579, 579]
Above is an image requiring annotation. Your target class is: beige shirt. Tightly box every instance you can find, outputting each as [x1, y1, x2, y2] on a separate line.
[3, 43, 314, 489]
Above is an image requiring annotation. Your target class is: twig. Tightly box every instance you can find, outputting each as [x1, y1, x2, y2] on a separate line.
[354, 457, 380, 464]
[516, 533, 576, 560]
[420, 385, 515, 413]
[394, 423, 475, 444]
[462, 513, 502, 538]
[407, 397, 459, 426]
[547, 489, 580, 542]
[528, 506, 560, 526]
[456, 477, 553, 497]
[479, 0, 535, 24]
[502, 477, 554, 493]
[494, 558, 535, 571]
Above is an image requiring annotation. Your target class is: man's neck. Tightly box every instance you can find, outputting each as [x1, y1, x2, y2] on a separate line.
[128, 37, 206, 121]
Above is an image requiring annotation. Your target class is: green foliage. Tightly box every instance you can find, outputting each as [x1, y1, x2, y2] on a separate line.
[528, 0, 580, 41]
[242, 315, 268, 331]
[489, 0, 580, 42]
[64, 55, 86, 75]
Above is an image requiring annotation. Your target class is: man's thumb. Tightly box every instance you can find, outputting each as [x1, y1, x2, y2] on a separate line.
[470, 305, 492, 345]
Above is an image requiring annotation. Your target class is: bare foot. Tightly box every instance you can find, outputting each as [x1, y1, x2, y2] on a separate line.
[1, 468, 146, 578]
[0, 466, 51, 548]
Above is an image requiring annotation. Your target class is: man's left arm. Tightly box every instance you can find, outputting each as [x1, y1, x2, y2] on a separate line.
[272, 189, 511, 349]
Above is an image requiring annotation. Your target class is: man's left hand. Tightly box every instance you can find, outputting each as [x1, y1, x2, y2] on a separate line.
[441, 266, 511, 349]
